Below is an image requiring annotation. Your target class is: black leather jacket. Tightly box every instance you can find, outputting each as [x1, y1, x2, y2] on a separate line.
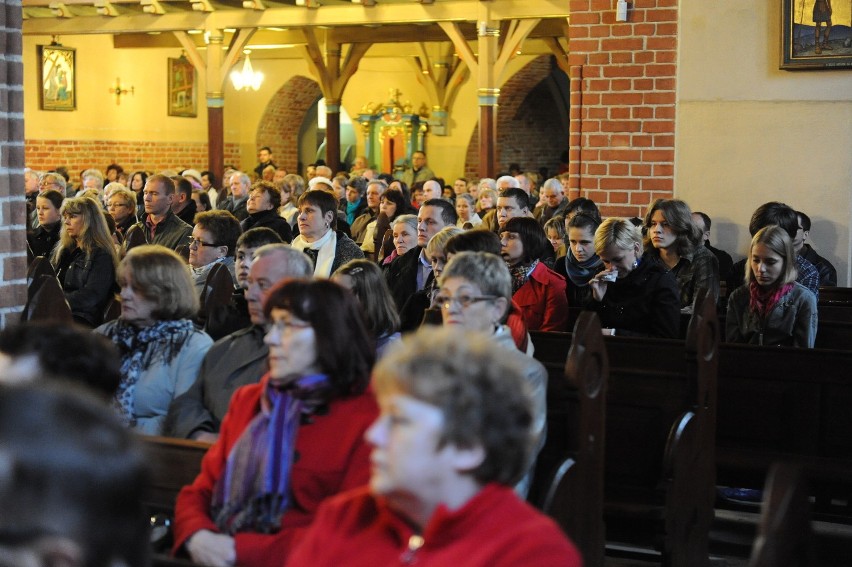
[53, 245, 116, 326]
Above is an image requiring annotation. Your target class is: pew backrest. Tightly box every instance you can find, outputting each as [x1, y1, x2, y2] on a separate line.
[142, 435, 210, 514]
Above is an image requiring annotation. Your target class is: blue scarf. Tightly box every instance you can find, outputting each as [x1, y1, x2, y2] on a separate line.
[345, 198, 362, 225]
[104, 319, 196, 427]
[211, 374, 330, 535]
[563, 249, 604, 287]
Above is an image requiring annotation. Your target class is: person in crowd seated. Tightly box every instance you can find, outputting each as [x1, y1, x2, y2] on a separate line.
[796, 210, 837, 287]
[477, 186, 497, 216]
[105, 162, 123, 183]
[290, 189, 364, 278]
[173, 279, 378, 567]
[80, 168, 104, 194]
[385, 200, 457, 312]
[400, 150, 435, 187]
[192, 189, 212, 213]
[586, 218, 681, 338]
[96, 245, 213, 435]
[240, 181, 292, 243]
[167, 244, 313, 442]
[436, 252, 547, 496]
[496, 175, 520, 191]
[340, 175, 368, 226]
[107, 186, 138, 245]
[643, 198, 719, 310]
[388, 179, 410, 204]
[351, 179, 386, 247]
[455, 192, 482, 229]
[421, 179, 443, 202]
[555, 212, 605, 307]
[382, 214, 418, 270]
[727, 201, 821, 300]
[222, 172, 251, 221]
[0, 322, 121, 398]
[38, 171, 67, 195]
[452, 176, 468, 197]
[726, 225, 817, 348]
[543, 215, 568, 257]
[27, 188, 63, 258]
[51, 196, 119, 327]
[487, 187, 532, 234]
[333, 259, 401, 356]
[0, 383, 150, 567]
[189, 210, 242, 295]
[124, 174, 193, 252]
[279, 174, 304, 230]
[128, 170, 148, 217]
[534, 178, 570, 226]
[565, 196, 602, 223]
[374, 188, 411, 263]
[204, 227, 283, 341]
[358, 179, 389, 259]
[171, 176, 198, 226]
[691, 211, 734, 284]
[200, 170, 220, 209]
[289, 326, 581, 567]
[500, 217, 569, 332]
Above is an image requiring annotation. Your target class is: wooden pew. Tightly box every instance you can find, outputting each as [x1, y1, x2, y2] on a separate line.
[748, 463, 816, 567]
[142, 435, 209, 514]
[818, 287, 852, 303]
[540, 311, 608, 567]
[20, 275, 73, 324]
[533, 289, 719, 566]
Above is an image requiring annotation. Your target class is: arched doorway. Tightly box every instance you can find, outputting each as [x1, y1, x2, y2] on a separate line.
[464, 55, 569, 180]
[256, 75, 323, 174]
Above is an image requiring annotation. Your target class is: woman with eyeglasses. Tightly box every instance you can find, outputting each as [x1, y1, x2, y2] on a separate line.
[188, 210, 242, 295]
[107, 186, 139, 246]
[173, 279, 377, 567]
[435, 251, 547, 497]
[96, 245, 213, 435]
[51, 195, 119, 327]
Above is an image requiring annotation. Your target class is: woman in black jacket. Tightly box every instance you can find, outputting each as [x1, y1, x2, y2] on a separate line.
[240, 181, 292, 243]
[28, 189, 64, 259]
[51, 195, 119, 327]
[584, 217, 680, 338]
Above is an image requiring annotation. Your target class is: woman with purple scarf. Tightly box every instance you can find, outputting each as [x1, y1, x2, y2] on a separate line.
[173, 280, 378, 567]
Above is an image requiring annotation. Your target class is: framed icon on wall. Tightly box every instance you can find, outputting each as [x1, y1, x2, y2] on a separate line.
[782, 0, 852, 69]
[38, 44, 76, 111]
[168, 56, 197, 117]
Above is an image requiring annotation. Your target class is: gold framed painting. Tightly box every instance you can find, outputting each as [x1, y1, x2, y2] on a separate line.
[38, 44, 76, 111]
[168, 57, 197, 117]
[782, 0, 852, 69]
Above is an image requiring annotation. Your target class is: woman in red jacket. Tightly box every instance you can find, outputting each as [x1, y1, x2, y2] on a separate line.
[500, 217, 569, 332]
[173, 279, 378, 567]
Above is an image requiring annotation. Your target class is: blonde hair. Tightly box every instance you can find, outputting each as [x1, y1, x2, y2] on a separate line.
[426, 226, 463, 258]
[745, 225, 798, 288]
[52, 196, 119, 269]
[118, 245, 198, 320]
[594, 218, 642, 256]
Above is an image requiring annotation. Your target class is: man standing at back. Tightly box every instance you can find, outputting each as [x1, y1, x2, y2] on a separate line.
[124, 174, 193, 252]
[253, 146, 276, 180]
[166, 244, 314, 441]
[400, 151, 434, 187]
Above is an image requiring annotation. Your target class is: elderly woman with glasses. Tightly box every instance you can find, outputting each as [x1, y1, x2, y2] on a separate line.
[107, 186, 139, 245]
[173, 279, 378, 567]
[434, 251, 547, 497]
[96, 245, 213, 435]
[188, 210, 242, 294]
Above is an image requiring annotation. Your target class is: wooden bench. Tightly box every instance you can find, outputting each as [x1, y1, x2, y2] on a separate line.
[142, 435, 210, 515]
[533, 289, 719, 566]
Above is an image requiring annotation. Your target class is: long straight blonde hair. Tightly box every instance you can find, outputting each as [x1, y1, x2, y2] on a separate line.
[51, 196, 119, 269]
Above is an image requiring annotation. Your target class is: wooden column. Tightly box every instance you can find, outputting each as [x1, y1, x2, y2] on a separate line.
[207, 106, 224, 186]
[478, 102, 497, 178]
[477, 19, 499, 178]
[325, 100, 341, 171]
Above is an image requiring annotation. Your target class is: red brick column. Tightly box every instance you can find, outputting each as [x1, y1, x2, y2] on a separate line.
[0, 0, 27, 325]
[568, 0, 677, 218]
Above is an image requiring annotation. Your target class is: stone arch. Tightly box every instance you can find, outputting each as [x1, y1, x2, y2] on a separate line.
[464, 55, 569, 180]
[256, 75, 323, 173]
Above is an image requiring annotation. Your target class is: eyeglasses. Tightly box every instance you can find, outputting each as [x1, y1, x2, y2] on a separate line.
[434, 294, 497, 310]
[107, 203, 129, 209]
[270, 319, 312, 333]
[187, 237, 220, 248]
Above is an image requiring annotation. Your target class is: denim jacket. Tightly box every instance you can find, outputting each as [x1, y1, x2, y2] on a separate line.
[725, 282, 817, 348]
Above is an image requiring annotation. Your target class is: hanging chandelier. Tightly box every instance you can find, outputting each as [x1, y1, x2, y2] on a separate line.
[230, 50, 264, 91]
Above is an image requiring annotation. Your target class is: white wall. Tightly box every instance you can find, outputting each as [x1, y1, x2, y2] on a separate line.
[675, 1, 852, 285]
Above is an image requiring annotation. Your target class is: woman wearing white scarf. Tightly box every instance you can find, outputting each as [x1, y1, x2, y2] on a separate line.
[290, 190, 364, 278]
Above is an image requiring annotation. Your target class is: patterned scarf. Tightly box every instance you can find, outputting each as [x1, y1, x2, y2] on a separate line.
[748, 280, 794, 321]
[104, 319, 196, 427]
[508, 259, 538, 294]
[211, 374, 330, 535]
[563, 250, 604, 287]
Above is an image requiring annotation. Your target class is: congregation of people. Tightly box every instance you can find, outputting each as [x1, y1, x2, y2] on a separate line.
[5, 147, 838, 566]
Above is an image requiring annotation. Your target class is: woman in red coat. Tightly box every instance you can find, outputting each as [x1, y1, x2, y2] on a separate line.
[173, 280, 378, 567]
[500, 217, 569, 332]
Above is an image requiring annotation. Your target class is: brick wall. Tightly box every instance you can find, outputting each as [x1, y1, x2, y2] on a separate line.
[256, 75, 322, 173]
[464, 55, 568, 180]
[0, 1, 27, 326]
[24, 140, 242, 186]
[568, 0, 677, 217]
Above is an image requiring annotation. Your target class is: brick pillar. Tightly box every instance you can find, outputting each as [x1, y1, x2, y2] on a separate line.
[568, 0, 677, 217]
[0, 1, 27, 326]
